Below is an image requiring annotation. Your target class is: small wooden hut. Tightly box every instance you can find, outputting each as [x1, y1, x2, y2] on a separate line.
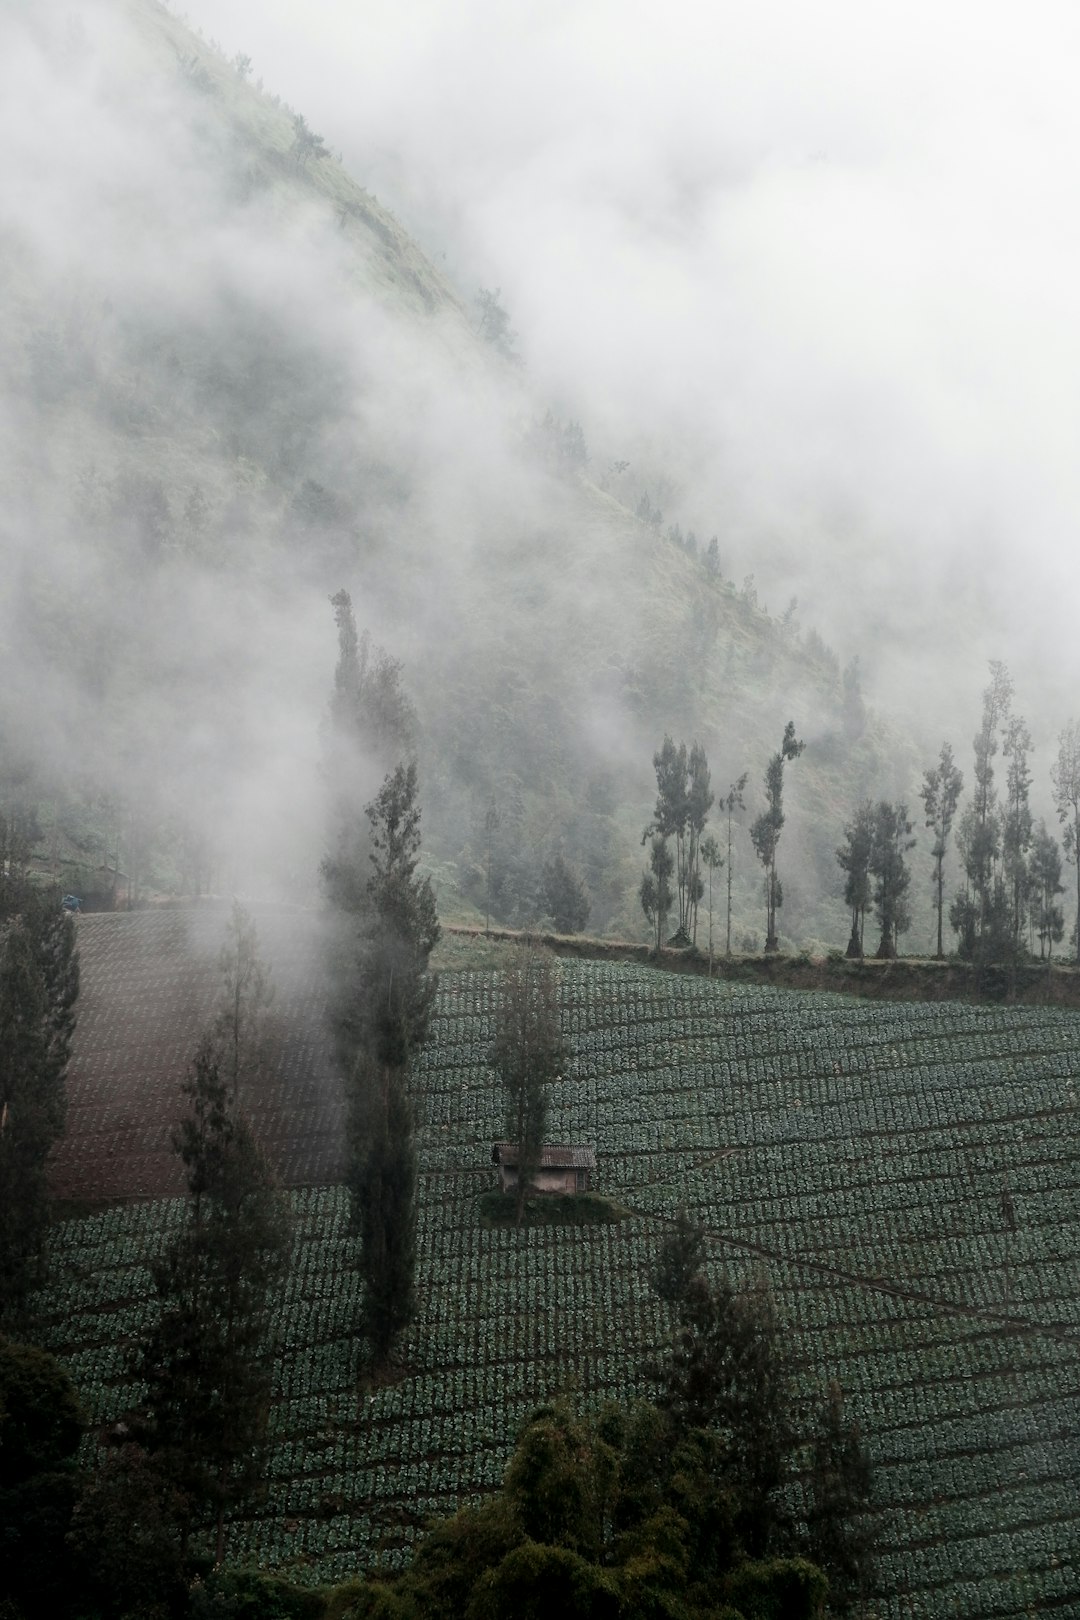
[491, 1142, 596, 1196]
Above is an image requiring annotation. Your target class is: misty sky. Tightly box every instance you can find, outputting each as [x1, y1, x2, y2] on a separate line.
[175, 0, 1080, 734]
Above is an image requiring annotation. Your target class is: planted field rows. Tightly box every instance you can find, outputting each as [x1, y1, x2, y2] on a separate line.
[35, 959, 1080, 1617]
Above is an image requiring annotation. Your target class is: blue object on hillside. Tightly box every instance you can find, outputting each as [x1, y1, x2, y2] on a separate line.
[61, 894, 82, 912]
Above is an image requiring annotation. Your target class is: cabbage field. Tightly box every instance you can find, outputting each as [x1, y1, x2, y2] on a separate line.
[34, 959, 1080, 1617]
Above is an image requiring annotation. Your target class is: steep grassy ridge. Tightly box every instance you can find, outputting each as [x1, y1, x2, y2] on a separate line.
[32, 962, 1080, 1614]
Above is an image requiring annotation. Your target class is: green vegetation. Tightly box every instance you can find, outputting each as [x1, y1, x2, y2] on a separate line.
[25, 962, 1080, 1615]
[477, 1190, 628, 1227]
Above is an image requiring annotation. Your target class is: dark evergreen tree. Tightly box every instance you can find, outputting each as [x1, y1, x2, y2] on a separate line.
[0, 895, 79, 1318]
[663, 1270, 793, 1556]
[653, 1207, 706, 1307]
[750, 722, 804, 953]
[0, 1336, 84, 1619]
[137, 1043, 290, 1562]
[806, 1381, 875, 1615]
[836, 801, 874, 959]
[868, 801, 915, 959]
[347, 762, 439, 1367]
[349, 1049, 418, 1367]
[491, 942, 564, 1227]
[541, 852, 590, 934]
[920, 742, 964, 960]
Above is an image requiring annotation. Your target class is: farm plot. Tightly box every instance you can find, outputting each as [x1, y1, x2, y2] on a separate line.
[52, 907, 343, 1201]
[34, 960, 1080, 1617]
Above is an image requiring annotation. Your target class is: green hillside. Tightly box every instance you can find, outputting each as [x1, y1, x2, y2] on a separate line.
[30, 961, 1080, 1615]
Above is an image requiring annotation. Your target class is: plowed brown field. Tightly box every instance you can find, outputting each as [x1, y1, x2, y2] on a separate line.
[51, 907, 343, 1202]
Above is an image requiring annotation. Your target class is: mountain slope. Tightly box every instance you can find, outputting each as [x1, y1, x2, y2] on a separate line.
[1, 0, 919, 947]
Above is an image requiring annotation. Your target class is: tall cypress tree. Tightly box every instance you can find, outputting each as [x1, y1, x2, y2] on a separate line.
[348, 763, 439, 1367]
[321, 593, 438, 1371]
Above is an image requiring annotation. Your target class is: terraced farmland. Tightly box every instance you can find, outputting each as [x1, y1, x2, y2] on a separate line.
[35, 959, 1080, 1617]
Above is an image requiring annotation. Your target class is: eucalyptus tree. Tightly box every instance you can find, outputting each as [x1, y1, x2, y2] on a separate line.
[962, 660, 1012, 942]
[700, 834, 723, 974]
[1029, 821, 1065, 960]
[1001, 715, 1034, 953]
[643, 737, 713, 944]
[721, 772, 749, 956]
[919, 743, 964, 959]
[869, 801, 915, 960]
[1051, 719, 1080, 963]
[750, 723, 804, 953]
[640, 834, 674, 952]
[836, 802, 874, 959]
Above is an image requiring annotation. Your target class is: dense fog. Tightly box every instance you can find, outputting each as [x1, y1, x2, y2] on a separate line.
[2, 0, 1078, 951]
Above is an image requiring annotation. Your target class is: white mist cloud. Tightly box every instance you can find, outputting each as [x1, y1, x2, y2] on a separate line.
[177, 0, 1080, 733]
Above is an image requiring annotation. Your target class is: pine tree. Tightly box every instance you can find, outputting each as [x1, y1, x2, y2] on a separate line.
[137, 1043, 290, 1562]
[750, 722, 804, 953]
[491, 942, 564, 1227]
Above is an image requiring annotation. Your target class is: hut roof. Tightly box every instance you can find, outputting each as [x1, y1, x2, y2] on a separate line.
[492, 1142, 596, 1170]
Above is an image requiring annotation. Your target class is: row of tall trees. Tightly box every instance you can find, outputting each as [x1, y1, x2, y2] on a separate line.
[322, 590, 439, 1369]
[640, 725, 804, 960]
[831, 667, 1080, 964]
[917, 666, 1080, 964]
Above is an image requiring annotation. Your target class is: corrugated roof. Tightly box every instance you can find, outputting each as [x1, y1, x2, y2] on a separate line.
[492, 1142, 596, 1170]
